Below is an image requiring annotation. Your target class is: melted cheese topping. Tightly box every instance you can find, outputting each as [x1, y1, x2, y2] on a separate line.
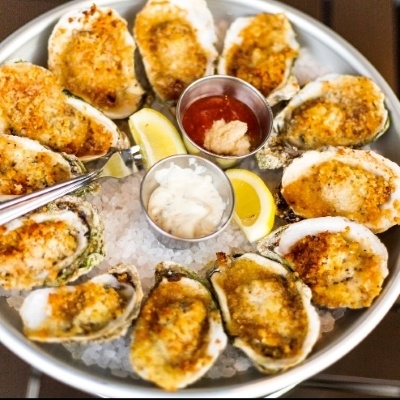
[222, 13, 299, 98]
[0, 62, 119, 158]
[0, 134, 73, 196]
[0, 212, 87, 290]
[284, 229, 386, 308]
[130, 277, 217, 392]
[283, 76, 387, 148]
[212, 255, 309, 361]
[133, 0, 217, 102]
[282, 159, 394, 231]
[48, 4, 144, 118]
[21, 280, 125, 339]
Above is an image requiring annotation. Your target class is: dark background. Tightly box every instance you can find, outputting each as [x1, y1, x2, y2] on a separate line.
[0, 0, 399, 397]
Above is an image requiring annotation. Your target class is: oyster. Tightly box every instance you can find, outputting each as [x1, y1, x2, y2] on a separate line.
[208, 252, 320, 374]
[277, 146, 400, 233]
[0, 132, 87, 200]
[19, 263, 143, 343]
[257, 74, 389, 169]
[133, 0, 218, 103]
[257, 217, 389, 309]
[218, 13, 300, 107]
[0, 61, 129, 161]
[0, 195, 105, 290]
[129, 261, 227, 392]
[48, 4, 145, 119]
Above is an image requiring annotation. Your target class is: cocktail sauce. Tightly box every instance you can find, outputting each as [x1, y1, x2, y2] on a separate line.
[181, 94, 262, 151]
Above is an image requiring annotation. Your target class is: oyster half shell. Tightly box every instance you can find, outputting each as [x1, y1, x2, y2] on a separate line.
[257, 74, 389, 169]
[0, 133, 88, 201]
[218, 13, 300, 107]
[0, 195, 105, 290]
[129, 261, 227, 392]
[257, 217, 389, 309]
[208, 252, 320, 374]
[19, 263, 143, 343]
[0, 61, 129, 161]
[48, 4, 145, 119]
[133, 0, 218, 104]
[277, 146, 400, 233]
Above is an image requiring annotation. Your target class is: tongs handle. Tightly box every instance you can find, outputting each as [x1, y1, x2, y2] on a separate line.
[0, 170, 100, 226]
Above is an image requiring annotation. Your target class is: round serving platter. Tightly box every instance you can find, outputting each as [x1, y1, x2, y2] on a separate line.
[1, 0, 400, 398]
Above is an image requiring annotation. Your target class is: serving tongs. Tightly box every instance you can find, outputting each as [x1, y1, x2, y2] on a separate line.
[0, 145, 143, 226]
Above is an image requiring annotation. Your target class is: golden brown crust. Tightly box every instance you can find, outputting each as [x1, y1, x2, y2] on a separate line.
[284, 230, 386, 308]
[0, 62, 120, 158]
[133, 0, 217, 102]
[223, 13, 299, 98]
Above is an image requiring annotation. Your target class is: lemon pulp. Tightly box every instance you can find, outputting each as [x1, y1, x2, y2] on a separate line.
[225, 168, 276, 243]
[128, 108, 187, 169]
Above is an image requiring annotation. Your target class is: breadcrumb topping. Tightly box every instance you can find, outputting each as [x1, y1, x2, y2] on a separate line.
[284, 230, 386, 308]
[223, 13, 299, 98]
[282, 76, 386, 148]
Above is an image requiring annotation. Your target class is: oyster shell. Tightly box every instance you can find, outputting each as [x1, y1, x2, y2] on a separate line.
[133, 0, 218, 104]
[257, 217, 389, 309]
[0, 61, 129, 161]
[129, 261, 227, 392]
[0, 195, 105, 290]
[19, 263, 143, 343]
[48, 4, 145, 119]
[0, 132, 88, 200]
[207, 252, 320, 374]
[257, 74, 389, 169]
[218, 13, 300, 107]
[277, 146, 400, 233]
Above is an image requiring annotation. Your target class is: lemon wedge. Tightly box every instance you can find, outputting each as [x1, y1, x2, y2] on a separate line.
[225, 168, 276, 243]
[101, 151, 134, 178]
[128, 108, 187, 169]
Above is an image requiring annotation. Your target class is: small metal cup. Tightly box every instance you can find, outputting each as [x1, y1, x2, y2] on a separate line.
[140, 154, 235, 250]
[176, 75, 273, 169]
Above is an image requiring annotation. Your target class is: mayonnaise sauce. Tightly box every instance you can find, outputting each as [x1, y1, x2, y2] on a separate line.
[147, 160, 226, 239]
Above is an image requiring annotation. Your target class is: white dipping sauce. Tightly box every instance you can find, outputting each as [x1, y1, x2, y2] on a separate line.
[147, 160, 226, 239]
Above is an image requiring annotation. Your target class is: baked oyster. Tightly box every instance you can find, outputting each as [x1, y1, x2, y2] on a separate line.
[0, 61, 129, 161]
[257, 74, 389, 169]
[207, 252, 320, 374]
[276, 146, 400, 233]
[133, 0, 218, 104]
[218, 13, 300, 107]
[48, 4, 145, 119]
[0, 132, 87, 200]
[257, 217, 389, 309]
[0, 195, 105, 291]
[129, 261, 227, 392]
[19, 263, 143, 343]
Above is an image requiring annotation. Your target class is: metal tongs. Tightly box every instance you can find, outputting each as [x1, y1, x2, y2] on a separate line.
[0, 145, 143, 226]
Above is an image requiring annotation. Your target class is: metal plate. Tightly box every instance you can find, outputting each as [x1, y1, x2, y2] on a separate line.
[1, 0, 400, 397]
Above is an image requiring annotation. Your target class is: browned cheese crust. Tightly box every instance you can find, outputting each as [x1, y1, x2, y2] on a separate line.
[24, 282, 126, 340]
[282, 158, 395, 230]
[49, 4, 143, 115]
[0, 218, 82, 290]
[0, 135, 72, 195]
[134, 2, 211, 102]
[224, 13, 299, 98]
[0, 63, 115, 157]
[284, 229, 386, 308]
[130, 277, 214, 391]
[283, 76, 386, 148]
[212, 253, 308, 360]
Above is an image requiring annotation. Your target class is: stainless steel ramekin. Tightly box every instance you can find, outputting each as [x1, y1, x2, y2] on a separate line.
[176, 75, 273, 169]
[140, 154, 235, 250]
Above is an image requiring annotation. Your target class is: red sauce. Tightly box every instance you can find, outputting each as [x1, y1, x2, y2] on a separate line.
[181, 95, 262, 152]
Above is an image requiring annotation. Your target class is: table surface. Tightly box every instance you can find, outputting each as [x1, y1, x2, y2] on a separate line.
[0, 0, 399, 398]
